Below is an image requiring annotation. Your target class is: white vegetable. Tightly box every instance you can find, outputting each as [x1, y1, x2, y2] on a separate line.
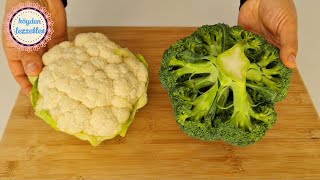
[31, 33, 148, 146]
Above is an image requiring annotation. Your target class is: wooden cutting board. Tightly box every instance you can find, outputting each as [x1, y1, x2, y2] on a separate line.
[0, 27, 319, 180]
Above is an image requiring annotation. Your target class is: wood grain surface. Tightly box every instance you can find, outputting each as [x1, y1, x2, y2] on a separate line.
[0, 27, 319, 180]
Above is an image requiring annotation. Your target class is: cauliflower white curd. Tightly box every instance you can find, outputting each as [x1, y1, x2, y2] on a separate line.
[31, 33, 148, 146]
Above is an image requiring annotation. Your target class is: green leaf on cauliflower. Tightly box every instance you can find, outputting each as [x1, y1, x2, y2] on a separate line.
[136, 54, 149, 68]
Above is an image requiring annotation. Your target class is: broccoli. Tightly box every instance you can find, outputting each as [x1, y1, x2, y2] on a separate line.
[159, 24, 292, 146]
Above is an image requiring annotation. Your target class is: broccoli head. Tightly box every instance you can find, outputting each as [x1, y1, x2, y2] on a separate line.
[159, 24, 292, 146]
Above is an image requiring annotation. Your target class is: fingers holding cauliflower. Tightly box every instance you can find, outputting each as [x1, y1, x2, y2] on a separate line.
[31, 33, 149, 146]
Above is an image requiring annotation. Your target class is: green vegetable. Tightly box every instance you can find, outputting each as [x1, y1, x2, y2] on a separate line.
[159, 24, 292, 146]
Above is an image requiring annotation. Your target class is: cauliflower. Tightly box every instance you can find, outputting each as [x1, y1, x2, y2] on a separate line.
[30, 33, 149, 146]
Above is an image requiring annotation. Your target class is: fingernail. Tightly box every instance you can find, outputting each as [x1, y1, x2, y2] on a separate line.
[288, 55, 296, 66]
[25, 63, 39, 75]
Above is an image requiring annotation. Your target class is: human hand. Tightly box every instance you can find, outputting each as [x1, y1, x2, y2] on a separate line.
[238, 0, 298, 68]
[2, 0, 68, 95]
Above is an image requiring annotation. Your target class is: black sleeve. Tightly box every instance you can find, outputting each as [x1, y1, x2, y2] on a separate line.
[240, 0, 246, 8]
[61, 0, 67, 7]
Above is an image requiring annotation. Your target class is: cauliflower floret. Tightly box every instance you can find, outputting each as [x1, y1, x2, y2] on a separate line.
[84, 107, 121, 137]
[112, 107, 131, 124]
[105, 64, 121, 80]
[35, 33, 148, 139]
[56, 98, 91, 134]
[137, 63, 148, 83]
[111, 96, 133, 109]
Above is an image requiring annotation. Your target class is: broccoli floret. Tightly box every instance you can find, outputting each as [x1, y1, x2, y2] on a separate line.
[246, 45, 292, 102]
[195, 24, 230, 56]
[159, 24, 292, 146]
[180, 121, 217, 141]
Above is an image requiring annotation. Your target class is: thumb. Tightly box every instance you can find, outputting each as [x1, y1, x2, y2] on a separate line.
[279, 21, 298, 69]
[20, 52, 43, 76]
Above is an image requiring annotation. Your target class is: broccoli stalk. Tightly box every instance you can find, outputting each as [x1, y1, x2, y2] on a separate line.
[216, 43, 271, 131]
